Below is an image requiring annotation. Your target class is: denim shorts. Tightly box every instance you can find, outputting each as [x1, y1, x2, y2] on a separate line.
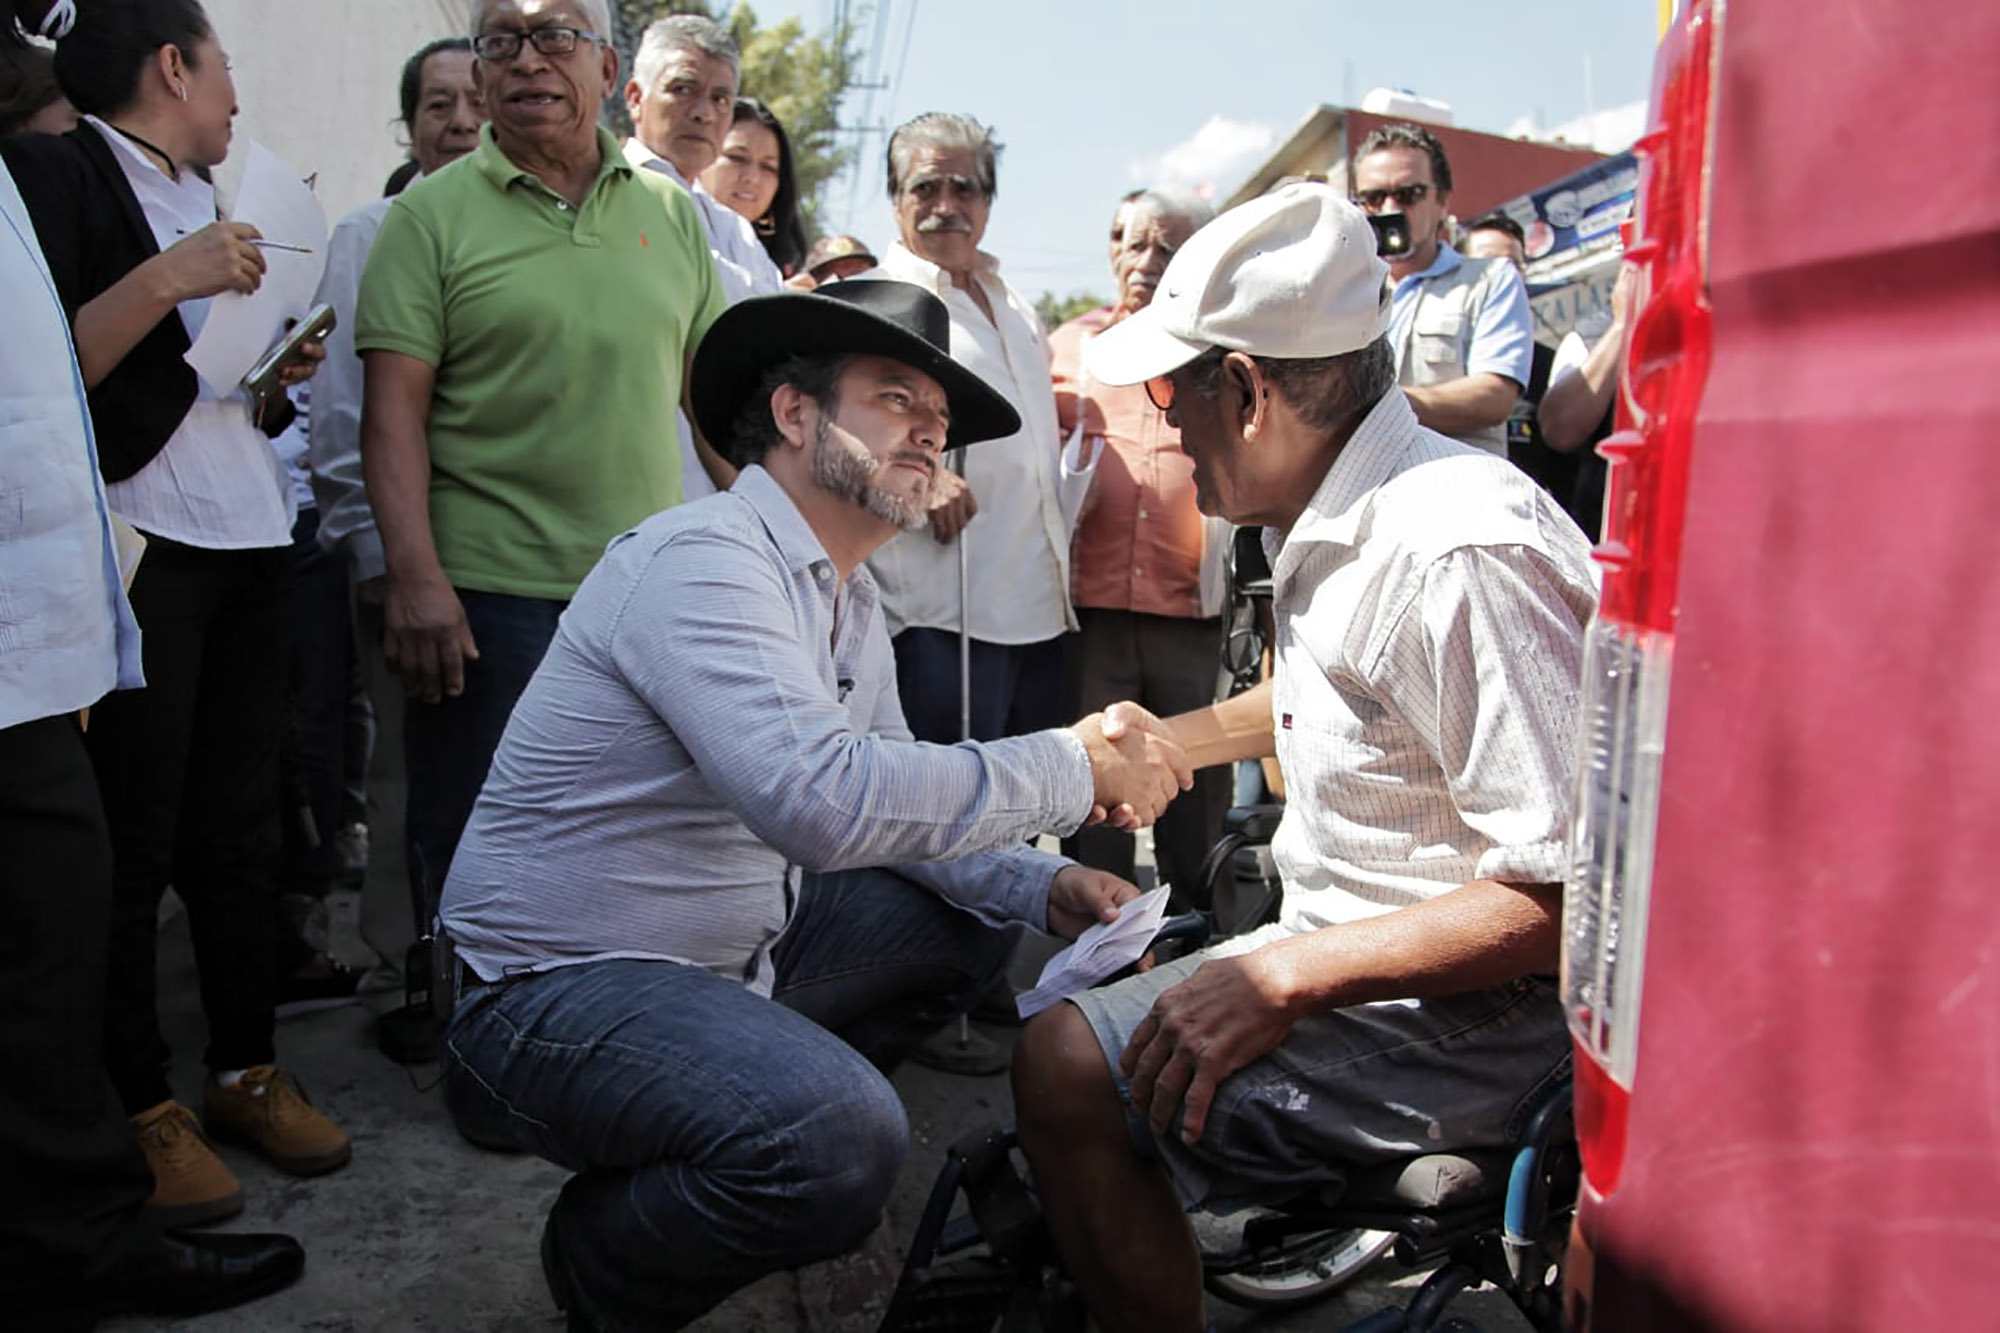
[1067, 923, 1572, 1212]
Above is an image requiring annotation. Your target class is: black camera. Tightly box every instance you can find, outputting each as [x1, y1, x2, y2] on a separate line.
[1368, 212, 1412, 258]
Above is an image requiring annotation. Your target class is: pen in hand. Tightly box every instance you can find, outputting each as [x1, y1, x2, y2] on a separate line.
[173, 228, 314, 254]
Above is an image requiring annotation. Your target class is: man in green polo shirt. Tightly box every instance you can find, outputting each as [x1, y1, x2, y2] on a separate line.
[356, 0, 725, 943]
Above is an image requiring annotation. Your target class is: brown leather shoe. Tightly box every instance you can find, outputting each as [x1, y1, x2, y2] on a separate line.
[131, 1099, 244, 1227]
[203, 1065, 352, 1176]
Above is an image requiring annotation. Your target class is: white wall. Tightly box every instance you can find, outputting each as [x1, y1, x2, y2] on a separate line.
[203, 0, 473, 226]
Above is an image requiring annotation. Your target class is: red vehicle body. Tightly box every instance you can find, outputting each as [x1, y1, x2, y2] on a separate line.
[1561, 1, 2000, 1328]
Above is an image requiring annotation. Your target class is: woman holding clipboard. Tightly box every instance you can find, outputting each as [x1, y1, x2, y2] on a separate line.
[0, 0, 349, 1231]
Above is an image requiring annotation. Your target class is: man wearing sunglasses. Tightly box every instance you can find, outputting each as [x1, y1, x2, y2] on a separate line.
[1012, 184, 1593, 1333]
[355, 0, 723, 978]
[1351, 122, 1534, 456]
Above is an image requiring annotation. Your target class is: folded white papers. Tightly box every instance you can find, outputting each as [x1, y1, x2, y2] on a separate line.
[1016, 885, 1172, 1020]
[185, 140, 328, 392]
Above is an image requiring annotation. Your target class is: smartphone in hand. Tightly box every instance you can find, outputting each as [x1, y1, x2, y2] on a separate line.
[242, 301, 337, 401]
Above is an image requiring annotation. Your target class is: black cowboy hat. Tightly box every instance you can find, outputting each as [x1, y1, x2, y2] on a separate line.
[689, 280, 1021, 462]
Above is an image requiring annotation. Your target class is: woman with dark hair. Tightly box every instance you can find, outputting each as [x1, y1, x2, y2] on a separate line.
[0, 0, 349, 1233]
[0, 38, 74, 133]
[1, 4, 306, 1324]
[700, 95, 807, 276]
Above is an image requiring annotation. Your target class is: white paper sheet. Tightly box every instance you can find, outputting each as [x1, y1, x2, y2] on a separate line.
[184, 140, 327, 391]
[1015, 885, 1173, 1019]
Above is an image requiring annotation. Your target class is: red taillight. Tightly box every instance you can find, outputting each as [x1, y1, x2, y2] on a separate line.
[1562, 0, 1719, 1201]
[1572, 1041, 1633, 1196]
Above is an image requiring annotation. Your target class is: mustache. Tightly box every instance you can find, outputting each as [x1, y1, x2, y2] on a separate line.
[916, 215, 972, 234]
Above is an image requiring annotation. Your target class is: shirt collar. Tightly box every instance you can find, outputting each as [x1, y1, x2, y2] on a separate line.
[732, 464, 866, 587]
[1394, 242, 1461, 294]
[620, 138, 724, 200]
[473, 124, 631, 192]
[85, 115, 212, 201]
[622, 136, 682, 184]
[880, 238, 1003, 299]
[1265, 389, 1422, 569]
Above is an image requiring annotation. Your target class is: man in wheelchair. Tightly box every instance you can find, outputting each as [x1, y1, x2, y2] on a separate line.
[1011, 183, 1598, 1333]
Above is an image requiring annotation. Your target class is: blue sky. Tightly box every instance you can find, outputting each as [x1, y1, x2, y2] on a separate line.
[752, 0, 1661, 301]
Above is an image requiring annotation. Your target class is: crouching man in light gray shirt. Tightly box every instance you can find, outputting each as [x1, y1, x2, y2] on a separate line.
[438, 279, 1193, 1330]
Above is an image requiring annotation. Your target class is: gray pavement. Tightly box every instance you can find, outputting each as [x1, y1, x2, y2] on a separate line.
[109, 892, 1531, 1333]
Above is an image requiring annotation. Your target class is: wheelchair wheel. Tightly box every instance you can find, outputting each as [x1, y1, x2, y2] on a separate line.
[1199, 1219, 1396, 1308]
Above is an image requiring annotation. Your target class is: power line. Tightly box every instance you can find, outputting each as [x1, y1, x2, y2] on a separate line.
[840, 0, 921, 232]
[883, 0, 921, 132]
[837, 0, 898, 230]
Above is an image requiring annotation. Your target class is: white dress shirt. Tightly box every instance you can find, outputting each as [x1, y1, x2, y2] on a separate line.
[1264, 390, 1598, 934]
[621, 139, 784, 501]
[86, 117, 293, 550]
[863, 241, 1074, 645]
[0, 160, 145, 729]
[306, 192, 395, 578]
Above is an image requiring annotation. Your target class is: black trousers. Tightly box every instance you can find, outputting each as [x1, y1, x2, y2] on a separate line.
[0, 714, 154, 1309]
[277, 507, 374, 973]
[85, 537, 289, 1112]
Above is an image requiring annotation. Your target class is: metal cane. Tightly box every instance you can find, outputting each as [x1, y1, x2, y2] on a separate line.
[951, 448, 978, 1055]
[910, 450, 1006, 1075]
[955, 449, 972, 744]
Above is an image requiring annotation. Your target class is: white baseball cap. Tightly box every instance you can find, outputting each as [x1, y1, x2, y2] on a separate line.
[1085, 182, 1391, 387]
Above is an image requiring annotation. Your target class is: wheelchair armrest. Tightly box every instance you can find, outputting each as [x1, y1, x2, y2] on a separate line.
[1223, 803, 1284, 842]
[1149, 911, 1214, 952]
[1104, 912, 1214, 986]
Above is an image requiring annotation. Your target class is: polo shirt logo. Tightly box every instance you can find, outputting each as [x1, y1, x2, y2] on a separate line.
[639, 231, 649, 248]
[1282, 712, 1293, 729]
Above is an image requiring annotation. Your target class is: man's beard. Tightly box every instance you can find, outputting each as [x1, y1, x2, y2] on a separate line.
[810, 416, 932, 533]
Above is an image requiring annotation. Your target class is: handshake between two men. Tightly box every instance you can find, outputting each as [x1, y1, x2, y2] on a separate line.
[1069, 701, 1194, 833]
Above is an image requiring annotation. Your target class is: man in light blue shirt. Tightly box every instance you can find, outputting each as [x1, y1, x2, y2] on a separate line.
[439, 279, 1192, 1328]
[0, 153, 302, 1325]
[1354, 121, 1535, 455]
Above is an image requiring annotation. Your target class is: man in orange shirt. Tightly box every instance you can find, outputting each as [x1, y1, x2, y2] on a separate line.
[1052, 187, 1229, 903]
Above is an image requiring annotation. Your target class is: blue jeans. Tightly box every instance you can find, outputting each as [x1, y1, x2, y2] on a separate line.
[402, 589, 565, 916]
[441, 866, 1016, 1329]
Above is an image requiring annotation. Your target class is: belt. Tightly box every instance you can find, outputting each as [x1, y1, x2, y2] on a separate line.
[453, 958, 486, 1001]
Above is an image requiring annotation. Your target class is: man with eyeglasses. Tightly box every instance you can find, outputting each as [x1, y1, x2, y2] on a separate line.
[1012, 181, 1592, 1333]
[1351, 122, 1534, 456]
[353, 0, 723, 980]
[862, 112, 1080, 754]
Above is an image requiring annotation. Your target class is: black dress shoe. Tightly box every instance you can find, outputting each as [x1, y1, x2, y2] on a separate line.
[101, 1230, 305, 1319]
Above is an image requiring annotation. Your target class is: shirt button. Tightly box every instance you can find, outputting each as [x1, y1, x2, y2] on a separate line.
[556, 201, 570, 211]
[1136, 508, 1148, 519]
[815, 566, 831, 582]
